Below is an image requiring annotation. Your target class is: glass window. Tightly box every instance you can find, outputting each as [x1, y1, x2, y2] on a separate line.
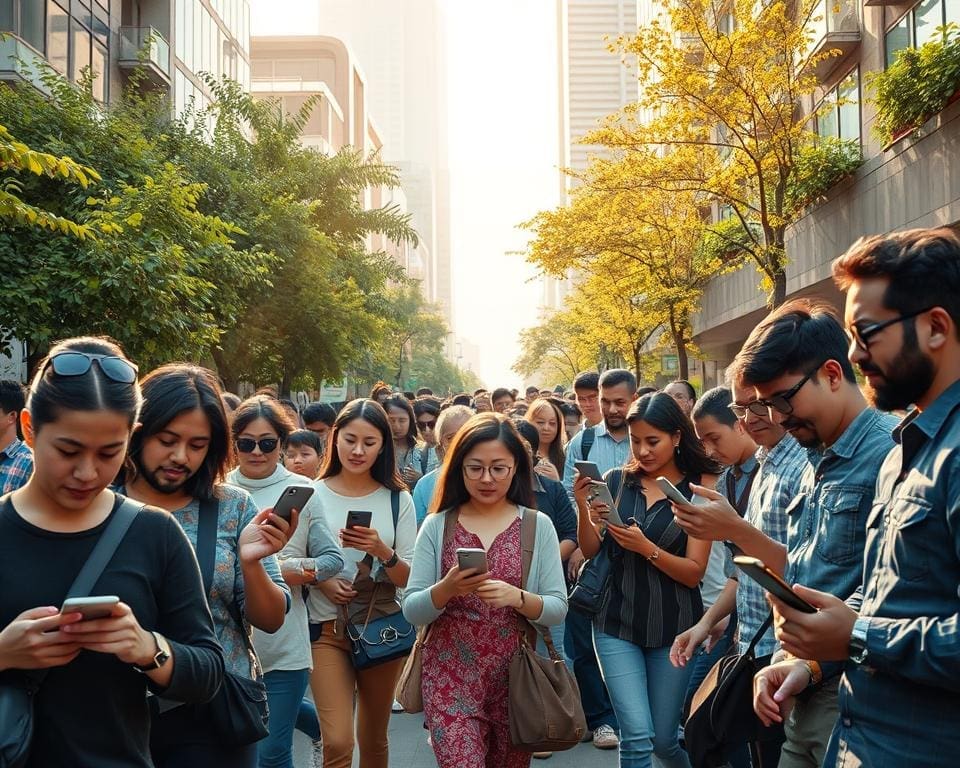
[91, 41, 106, 102]
[175, 0, 185, 61]
[71, 17, 90, 84]
[914, 0, 942, 47]
[818, 90, 839, 139]
[92, 2, 108, 46]
[837, 70, 860, 142]
[193, 0, 201, 73]
[948, 0, 960, 25]
[47, 0, 68, 74]
[0, 1, 13, 32]
[885, 14, 911, 68]
[14, 0, 46, 51]
[70, 0, 91, 29]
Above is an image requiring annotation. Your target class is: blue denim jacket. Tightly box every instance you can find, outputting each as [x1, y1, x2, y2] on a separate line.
[825, 380, 960, 767]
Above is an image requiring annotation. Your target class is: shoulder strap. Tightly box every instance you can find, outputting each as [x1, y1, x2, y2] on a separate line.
[580, 426, 595, 460]
[66, 496, 143, 599]
[391, 489, 400, 547]
[745, 612, 775, 659]
[519, 507, 536, 591]
[197, 497, 220, 595]
[441, 507, 458, 545]
[420, 448, 429, 476]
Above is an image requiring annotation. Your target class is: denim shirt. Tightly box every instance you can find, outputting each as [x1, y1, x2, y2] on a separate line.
[826, 381, 960, 767]
[784, 407, 898, 603]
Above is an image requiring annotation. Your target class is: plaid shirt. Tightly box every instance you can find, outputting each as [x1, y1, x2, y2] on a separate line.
[736, 435, 809, 656]
[0, 437, 34, 494]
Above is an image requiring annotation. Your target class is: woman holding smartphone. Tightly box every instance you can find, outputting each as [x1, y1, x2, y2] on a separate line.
[573, 393, 720, 768]
[225, 396, 344, 768]
[525, 398, 566, 481]
[403, 413, 568, 768]
[309, 398, 417, 768]
[0, 339, 223, 767]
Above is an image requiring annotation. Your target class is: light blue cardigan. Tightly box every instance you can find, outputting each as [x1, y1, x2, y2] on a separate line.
[402, 507, 568, 627]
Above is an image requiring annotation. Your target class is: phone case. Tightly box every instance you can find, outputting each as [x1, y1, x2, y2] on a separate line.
[274, 486, 314, 520]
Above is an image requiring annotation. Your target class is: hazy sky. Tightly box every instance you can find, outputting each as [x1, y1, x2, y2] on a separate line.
[248, 0, 561, 389]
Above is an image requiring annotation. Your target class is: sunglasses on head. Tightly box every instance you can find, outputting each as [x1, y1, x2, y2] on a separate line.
[43, 351, 138, 384]
[235, 437, 280, 454]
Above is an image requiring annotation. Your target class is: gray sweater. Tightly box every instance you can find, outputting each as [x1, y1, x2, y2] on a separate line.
[402, 507, 568, 627]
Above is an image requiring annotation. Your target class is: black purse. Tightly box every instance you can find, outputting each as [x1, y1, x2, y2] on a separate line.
[0, 496, 141, 768]
[568, 472, 626, 616]
[195, 498, 269, 746]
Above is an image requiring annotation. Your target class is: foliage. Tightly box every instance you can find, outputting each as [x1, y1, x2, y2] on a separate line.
[868, 24, 960, 144]
[785, 136, 862, 211]
[513, 308, 611, 385]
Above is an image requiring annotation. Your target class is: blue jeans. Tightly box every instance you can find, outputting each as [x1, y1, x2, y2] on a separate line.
[594, 630, 693, 768]
[259, 669, 311, 768]
[565, 609, 618, 731]
[296, 697, 321, 741]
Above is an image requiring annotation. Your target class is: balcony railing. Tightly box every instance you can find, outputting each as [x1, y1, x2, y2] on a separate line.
[800, 0, 861, 82]
[0, 35, 50, 94]
[117, 26, 171, 85]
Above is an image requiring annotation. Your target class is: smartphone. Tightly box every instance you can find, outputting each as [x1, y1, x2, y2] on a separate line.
[575, 460, 604, 481]
[273, 485, 314, 522]
[61, 596, 120, 621]
[345, 510, 373, 529]
[456, 547, 488, 573]
[588, 481, 628, 527]
[655, 476, 691, 506]
[733, 556, 817, 614]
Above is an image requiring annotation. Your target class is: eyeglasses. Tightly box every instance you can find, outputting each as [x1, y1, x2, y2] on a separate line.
[754, 366, 822, 416]
[417, 419, 437, 431]
[236, 437, 280, 454]
[463, 464, 514, 481]
[849, 307, 933, 351]
[43, 351, 138, 384]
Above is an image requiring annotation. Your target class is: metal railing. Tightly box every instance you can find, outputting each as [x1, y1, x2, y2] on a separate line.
[118, 26, 170, 77]
[0, 35, 50, 94]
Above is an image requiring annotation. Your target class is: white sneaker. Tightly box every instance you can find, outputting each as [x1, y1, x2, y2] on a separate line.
[310, 738, 323, 768]
[391, 699, 404, 713]
[592, 724, 619, 749]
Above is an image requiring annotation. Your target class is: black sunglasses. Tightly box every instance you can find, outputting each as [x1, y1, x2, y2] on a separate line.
[43, 351, 138, 384]
[849, 307, 933, 351]
[754, 365, 822, 416]
[417, 419, 437, 430]
[236, 437, 280, 454]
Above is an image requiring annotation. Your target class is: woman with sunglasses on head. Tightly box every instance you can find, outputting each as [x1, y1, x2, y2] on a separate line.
[308, 398, 417, 768]
[573, 392, 721, 768]
[403, 413, 568, 768]
[224, 395, 343, 768]
[412, 398, 442, 479]
[0, 338, 223, 768]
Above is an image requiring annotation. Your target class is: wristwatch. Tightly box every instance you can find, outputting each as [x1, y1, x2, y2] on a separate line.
[382, 550, 400, 569]
[848, 616, 870, 665]
[133, 631, 172, 673]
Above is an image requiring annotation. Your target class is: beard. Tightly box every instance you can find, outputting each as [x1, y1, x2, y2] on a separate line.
[135, 457, 192, 495]
[860, 332, 935, 412]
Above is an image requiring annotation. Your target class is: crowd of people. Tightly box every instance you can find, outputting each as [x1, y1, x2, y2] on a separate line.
[0, 225, 957, 768]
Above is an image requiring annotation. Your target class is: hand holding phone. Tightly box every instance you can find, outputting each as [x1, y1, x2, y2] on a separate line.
[733, 556, 817, 613]
[61, 596, 121, 621]
[575, 461, 604, 482]
[586, 481, 628, 527]
[272, 485, 314, 522]
[345, 510, 373, 530]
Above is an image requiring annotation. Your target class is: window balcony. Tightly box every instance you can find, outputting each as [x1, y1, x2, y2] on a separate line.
[0, 35, 50, 95]
[799, 0, 861, 82]
[118, 26, 171, 88]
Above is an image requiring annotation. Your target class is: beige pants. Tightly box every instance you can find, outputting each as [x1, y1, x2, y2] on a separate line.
[309, 620, 406, 768]
[778, 683, 839, 768]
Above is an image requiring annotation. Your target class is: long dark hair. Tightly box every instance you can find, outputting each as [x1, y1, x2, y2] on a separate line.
[623, 392, 721, 481]
[383, 394, 418, 451]
[125, 364, 231, 500]
[318, 398, 405, 491]
[27, 336, 141, 433]
[431, 413, 535, 514]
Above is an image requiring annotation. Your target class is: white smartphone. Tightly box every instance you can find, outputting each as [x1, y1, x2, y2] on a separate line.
[61, 596, 120, 621]
[656, 476, 690, 505]
[588, 481, 628, 527]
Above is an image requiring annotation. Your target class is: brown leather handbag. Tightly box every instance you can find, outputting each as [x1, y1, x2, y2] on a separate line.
[508, 509, 587, 752]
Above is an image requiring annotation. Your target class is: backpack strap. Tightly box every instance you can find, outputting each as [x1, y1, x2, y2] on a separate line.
[580, 426, 596, 460]
[391, 489, 400, 547]
[67, 496, 143, 598]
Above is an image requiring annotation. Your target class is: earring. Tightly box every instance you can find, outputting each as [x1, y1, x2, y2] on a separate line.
[674, 444, 681, 458]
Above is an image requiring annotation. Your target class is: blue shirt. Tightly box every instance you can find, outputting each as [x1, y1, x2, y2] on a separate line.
[736, 435, 809, 655]
[412, 467, 440, 526]
[825, 380, 960, 767]
[562, 420, 631, 506]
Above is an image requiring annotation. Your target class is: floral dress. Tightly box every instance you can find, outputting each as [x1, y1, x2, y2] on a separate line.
[422, 516, 530, 768]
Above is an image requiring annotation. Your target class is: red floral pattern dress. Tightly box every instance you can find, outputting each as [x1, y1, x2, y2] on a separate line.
[422, 515, 530, 768]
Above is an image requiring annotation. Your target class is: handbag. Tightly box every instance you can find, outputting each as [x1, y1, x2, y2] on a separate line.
[0, 496, 142, 768]
[195, 498, 269, 746]
[508, 509, 587, 752]
[684, 613, 784, 768]
[568, 471, 626, 616]
[393, 510, 459, 712]
[344, 491, 415, 670]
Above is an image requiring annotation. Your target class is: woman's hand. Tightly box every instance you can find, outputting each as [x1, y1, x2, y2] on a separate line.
[534, 458, 560, 481]
[316, 577, 358, 605]
[432, 565, 489, 608]
[670, 620, 710, 668]
[239, 508, 298, 564]
[753, 658, 812, 726]
[402, 466, 423, 486]
[61, 602, 158, 667]
[566, 548, 586, 582]
[0, 606, 84, 672]
[476, 579, 523, 609]
[606, 520, 650, 554]
[339, 525, 392, 561]
[573, 473, 595, 510]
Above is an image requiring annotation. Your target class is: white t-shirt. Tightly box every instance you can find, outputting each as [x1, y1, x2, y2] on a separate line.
[307, 481, 417, 624]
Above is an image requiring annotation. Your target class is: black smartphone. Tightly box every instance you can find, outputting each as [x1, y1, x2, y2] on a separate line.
[272, 486, 314, 522]
[346, 510, 373, 529]
[575, 460, 604, 481]
[733, 556, 817, 614]
[456, 547, 488, 573]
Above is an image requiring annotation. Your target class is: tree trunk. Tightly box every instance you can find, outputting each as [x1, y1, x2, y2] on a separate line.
[668, 307, 690, 380]
[210, 347, 238, 394]
[771, 268, 787, 308]
[633, 343, 642, 384]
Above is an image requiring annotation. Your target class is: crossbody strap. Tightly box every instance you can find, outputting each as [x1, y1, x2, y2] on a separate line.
[745, 612, 775, 659]
[67, 495, 143, 598]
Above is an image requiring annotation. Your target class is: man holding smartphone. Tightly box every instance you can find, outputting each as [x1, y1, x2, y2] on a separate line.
[756, 228, 960, 767]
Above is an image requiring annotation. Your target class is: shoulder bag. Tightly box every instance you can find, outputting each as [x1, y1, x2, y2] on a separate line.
[567, 470, 626, 616]
[195, 497, 270, 747]
[508, 508, 588, 752]
[394, 509, 458, 713]
[344, 490, 416, 669]
[684, 613, 784, 768]
[0, 496, 141, 768]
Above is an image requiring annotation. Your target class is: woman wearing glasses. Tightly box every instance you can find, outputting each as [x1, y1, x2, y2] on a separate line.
[225, 395, 343, 768]
[403, 413, 568, 768]
[0, 338, 223, 767]
[308, 399, 417, 768]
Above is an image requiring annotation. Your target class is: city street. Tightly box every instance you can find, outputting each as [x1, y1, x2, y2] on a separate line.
[292, 710, 621, 767]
